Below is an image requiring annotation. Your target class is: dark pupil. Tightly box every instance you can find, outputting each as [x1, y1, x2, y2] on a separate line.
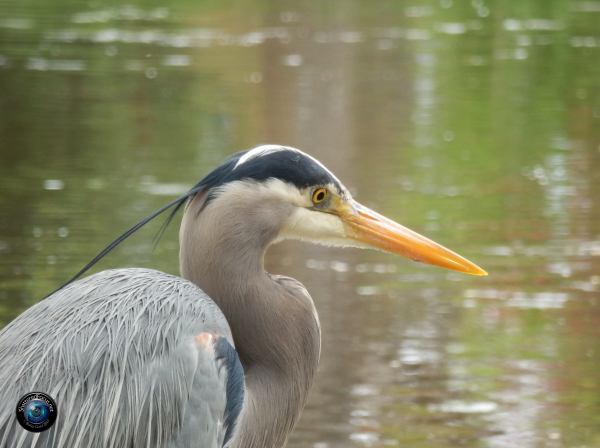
[316, 191, 325, 201]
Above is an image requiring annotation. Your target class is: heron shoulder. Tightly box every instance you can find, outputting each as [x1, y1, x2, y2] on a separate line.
[0, 268, 239, 448]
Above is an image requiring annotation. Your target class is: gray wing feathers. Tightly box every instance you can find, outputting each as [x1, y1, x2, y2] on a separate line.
[0, 268, 238, 448]
[172, 337, 229, 448]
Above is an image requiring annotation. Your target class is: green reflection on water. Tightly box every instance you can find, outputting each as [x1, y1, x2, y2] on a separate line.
[1, 0, 600, 447]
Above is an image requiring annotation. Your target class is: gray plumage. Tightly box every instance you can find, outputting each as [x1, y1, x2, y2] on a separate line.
[0, 148, 326, 448]
[0, 145, 484, 448]
[178, 178, 321, 448]
[0, 268, 239, 448]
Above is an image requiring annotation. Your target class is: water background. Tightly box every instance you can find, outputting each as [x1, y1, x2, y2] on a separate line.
[1, 0, 600, 447]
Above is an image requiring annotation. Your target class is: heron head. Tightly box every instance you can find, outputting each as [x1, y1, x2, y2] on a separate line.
[189, 145, 486, 276]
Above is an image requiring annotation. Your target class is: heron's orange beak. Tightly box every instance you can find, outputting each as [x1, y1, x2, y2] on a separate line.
[335, 199, 487, 276]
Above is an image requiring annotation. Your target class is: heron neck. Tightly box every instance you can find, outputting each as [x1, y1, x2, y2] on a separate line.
[179, 195, 320, 448]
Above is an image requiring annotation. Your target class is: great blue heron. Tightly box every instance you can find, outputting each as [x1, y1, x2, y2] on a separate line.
[0, 145, 486, 448]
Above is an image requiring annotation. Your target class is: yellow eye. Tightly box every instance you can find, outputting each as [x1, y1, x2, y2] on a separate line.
[312, 188, 327, 204]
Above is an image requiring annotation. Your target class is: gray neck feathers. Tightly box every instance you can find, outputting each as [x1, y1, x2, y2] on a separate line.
[179, 184, 321, 448]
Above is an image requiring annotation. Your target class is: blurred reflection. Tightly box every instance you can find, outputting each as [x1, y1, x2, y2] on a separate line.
[1, 1, 600, 447]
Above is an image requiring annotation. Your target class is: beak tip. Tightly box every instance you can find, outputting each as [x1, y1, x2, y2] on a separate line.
[470, 266, 488, 276]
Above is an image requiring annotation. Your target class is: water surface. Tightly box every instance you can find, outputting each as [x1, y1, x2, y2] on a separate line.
[1, 1, 600, 447]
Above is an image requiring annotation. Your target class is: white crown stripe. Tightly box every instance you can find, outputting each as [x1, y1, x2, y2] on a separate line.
[232, 145, 350, 199]
[233, 145, 291, 169]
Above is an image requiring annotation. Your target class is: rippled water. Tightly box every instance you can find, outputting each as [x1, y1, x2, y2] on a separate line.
[1, 1, 600, 447]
